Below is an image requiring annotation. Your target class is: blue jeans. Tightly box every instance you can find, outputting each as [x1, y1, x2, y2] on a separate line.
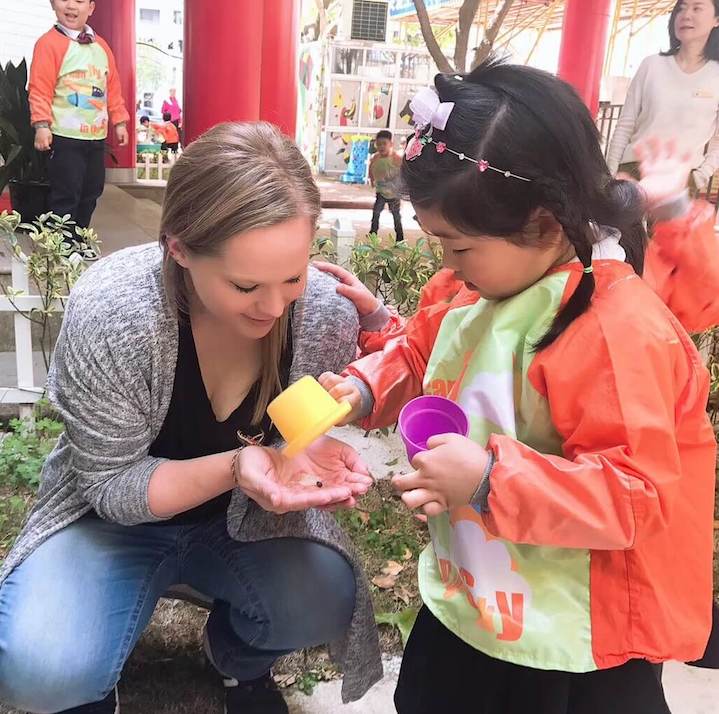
[0, 513, 355, 713]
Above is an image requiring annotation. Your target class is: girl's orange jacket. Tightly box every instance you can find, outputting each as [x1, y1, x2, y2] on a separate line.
[345, 202, 718, 668]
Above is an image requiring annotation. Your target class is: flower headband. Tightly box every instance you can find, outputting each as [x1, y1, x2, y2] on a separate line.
[406, 86, 531, 183]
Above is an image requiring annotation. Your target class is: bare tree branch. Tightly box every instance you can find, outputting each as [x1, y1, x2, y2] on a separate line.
[313, 0, 340, 41]
[472, 0, 516, 68]
[454, 0, 481, 72]
[413, 0, 454, 73]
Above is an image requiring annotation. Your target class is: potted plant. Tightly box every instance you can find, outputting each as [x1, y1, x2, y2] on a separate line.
[0, 59, 49, 222]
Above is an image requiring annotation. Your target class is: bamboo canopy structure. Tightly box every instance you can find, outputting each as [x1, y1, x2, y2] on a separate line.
[398, 0, 677, 67]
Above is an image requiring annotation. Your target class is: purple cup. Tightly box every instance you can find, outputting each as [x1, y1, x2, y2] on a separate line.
[398, 395, 469, 462]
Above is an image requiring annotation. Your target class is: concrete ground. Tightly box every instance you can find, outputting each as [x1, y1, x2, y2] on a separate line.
[286, 658, 719, 714]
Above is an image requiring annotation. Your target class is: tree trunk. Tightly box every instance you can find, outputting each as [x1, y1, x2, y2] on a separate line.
[413, 0, 454, 73]
[454, 0, 481, 73]
[472, 0, 516, 69]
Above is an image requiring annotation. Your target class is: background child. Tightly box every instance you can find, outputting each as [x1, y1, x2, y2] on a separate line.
[137, 115, 152, 144]
[369, 129, 404, 241]
[30, 0, 129, 229]
[321, 60, 716, 713]
[153, 111, 180, 154]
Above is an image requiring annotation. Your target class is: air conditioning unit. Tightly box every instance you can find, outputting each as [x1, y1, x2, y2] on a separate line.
[351, 0, 389, 42]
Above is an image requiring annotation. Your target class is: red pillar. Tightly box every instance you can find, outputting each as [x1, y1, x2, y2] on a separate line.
[90, 0, 136, 178]
[184, 0, 264, 145]
[260, 0, 300, 137]
[557, 0, 612, 116]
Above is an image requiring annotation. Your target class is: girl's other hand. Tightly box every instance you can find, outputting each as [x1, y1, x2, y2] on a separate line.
[391, 434, 489, 517]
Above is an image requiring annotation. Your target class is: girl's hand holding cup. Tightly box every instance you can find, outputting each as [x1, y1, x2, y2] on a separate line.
[318, 372, 363, 425]
[391, 433, 490, 517]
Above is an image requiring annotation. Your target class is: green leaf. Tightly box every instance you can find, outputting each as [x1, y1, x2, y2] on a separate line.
[375, 607, 418, 648]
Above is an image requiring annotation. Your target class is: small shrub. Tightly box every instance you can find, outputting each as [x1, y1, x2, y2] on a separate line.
[349, 234, 443, 316]
[0, 210, 100, 370]
[0, 491, 32, 557]
[296, 671, 320, 696]
[0, 416, 63, 489]
[311, 235, 337, 262]
[694, 328, 719, 423]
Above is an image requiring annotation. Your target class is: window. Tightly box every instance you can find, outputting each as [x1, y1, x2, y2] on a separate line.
[139, 8, 161, 24]
[351, 1, 388, 42]
[173, 11, 183, 25]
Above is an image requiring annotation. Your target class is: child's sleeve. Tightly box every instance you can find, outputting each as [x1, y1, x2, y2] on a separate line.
[481, 295, 711, 551]
[645, 200, 719, 333]
[29, 34, 64, 127]
[417, 268, 463, 311]
[150, 123, 165, 138]
[356, 271, 464, 356]
[97, 39, 130, 126]
[358, 306, 407, 356]
[343, 298, 455, 429]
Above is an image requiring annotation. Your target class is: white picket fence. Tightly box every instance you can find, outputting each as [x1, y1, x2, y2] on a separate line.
[136, 150, 178, 182]
[0, 255, 60, 419]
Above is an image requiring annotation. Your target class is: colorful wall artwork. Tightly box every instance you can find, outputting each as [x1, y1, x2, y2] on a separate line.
[297, 41, 325, 168]
[323, 132, 371, 177]
[361, 82, 392, 128]
[328, 79, 361, 127]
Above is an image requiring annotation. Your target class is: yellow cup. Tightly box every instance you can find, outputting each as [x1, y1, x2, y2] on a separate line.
[267, 375, 352, 458]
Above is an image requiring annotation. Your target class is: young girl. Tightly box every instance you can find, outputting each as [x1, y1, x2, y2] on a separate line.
[321, 59, 716, 713]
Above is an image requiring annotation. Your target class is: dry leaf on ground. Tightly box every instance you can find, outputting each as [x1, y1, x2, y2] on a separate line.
[382, 560, 404, 576]
[372, 574, 398, 589]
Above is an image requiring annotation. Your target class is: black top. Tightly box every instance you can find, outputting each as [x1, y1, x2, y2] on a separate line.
[148, 318, 292, 525]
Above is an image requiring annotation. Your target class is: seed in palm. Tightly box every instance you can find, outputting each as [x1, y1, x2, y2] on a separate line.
[297, 474, 324, 488]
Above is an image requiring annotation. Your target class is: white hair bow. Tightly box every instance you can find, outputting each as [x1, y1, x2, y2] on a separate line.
[409, 87, 455, 131]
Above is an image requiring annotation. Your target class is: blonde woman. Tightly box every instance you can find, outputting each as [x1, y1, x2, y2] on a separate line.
[0, 123, 381, 714]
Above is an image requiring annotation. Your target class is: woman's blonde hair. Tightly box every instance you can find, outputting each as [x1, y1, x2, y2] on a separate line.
[160, 121, 321, 423]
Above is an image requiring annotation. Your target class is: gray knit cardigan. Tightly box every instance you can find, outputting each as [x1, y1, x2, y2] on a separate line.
[0, 244, 383, 702]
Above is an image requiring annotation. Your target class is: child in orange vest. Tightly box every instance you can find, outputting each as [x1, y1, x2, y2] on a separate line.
[152, 112, 180, 154]
[30, 0, 129, 228]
